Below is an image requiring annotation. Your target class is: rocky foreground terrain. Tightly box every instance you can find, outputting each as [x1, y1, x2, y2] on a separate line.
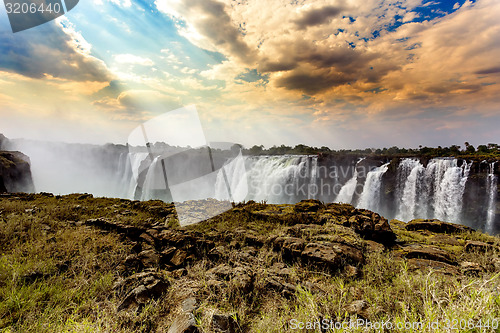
[0, 194, 499, 332]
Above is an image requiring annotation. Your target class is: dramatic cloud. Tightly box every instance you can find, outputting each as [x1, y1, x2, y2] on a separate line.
[475, 67, 500, 75]
[1, 0, 499, 148]
[0, 19, 112, 82]
[276, 69, 352, 95]
[294, 5, 343, 30]
[155, 0, 255, 63]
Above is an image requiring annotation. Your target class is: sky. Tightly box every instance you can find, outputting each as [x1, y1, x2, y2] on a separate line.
[0, 0, 499, 149]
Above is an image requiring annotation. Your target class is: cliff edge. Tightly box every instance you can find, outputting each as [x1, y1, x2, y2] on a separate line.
[0, 150, 35, 193]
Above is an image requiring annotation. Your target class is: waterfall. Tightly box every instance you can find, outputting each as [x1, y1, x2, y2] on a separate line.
[118, 152, 150, 199]
[140, 156, 167, 201]
[335, 158, 364, 204]
[112, 151, 496, 232]
[214, 152, 248, 202]
[357, 163, 389, 211]
[486, 162, 498, 233]
[394, 158, 472, 223]
[244, 155, 319, 203]
[434, 160, 471, 222]
[396, 159, 425, 221]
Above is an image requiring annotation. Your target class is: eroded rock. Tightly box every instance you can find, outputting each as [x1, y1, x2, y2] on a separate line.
[407, 258, 459, 275]
[464, 240, 494, 253]
[115, 271, 170, 311]
[460, 261, 484, 275]
[347, 213, 396, 245]
[301, 242, 364, 271]
[400, 245, 455, 264]
[138, 249, 160, 268]
[406, 219, 474, 234]
[168, 297, 200, 333]
[211, 313, 239, 333]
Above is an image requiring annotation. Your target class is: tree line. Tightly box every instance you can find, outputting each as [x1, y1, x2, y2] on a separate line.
[242, 142, 500, 158]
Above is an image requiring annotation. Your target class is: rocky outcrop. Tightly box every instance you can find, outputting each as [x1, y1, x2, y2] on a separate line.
[114, 270, 170, 311]
[238, 200, 397, 245]
[0, 151, 35, 193]
[405, 219, 474, 234]
[1, 193, 499, 332]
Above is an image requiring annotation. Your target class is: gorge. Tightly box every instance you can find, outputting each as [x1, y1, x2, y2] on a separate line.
[2, 137, 499, 234]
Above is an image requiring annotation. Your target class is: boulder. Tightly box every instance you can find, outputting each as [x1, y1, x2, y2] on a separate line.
[301, 242, 364, 271]
[400, 245, 455, 264]
[168, 298, 199, 333]
[345, 300, 369, 318]
[464, 241, 494, 253]
[170, 249, 189, 267]
[230, 266, 254, 293]
[159, 230, 193, 247]
[268, 262, 293, 277]
[272, 236, 306, 258]
[208, 264, 254, 293]
[406, 219, 474, 234]
[427, 234, 461, 246]
[138, 250, 160, 267]
[407, 259, 459, 275]
[347, 213, 396, 245]
[122, 254, 143, 271]
[460, 261, 484, 275]
[265, 277, 297, 298]
[211, 313, 239, 333]
[294, 199, 323, 213]
[85, 218, 146, 238]
[115, 271, 170, 311]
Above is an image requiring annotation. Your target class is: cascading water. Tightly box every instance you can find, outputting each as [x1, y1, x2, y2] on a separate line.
[140, 155, 165, 201]
[434, 160, 471, 222]
[115, 152, 150, 199]
[486, 162, 498, 233]
[335, 158, 365, 205]
[243, 155, 319, 203]
[396, 159, 425, 221]
[357, 163, 389, 211]
[113, 152, 497, 233]
[214, 152, 248, 202]
[394, 158, 472, 223]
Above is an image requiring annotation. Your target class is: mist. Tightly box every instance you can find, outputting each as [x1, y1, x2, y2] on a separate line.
[5, 139, 126, 197]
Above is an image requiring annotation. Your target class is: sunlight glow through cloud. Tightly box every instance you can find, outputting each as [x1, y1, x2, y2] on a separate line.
[0, 0, 498, 148]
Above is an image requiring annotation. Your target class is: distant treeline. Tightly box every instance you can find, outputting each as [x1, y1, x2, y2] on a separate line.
[242, 142, 500, 159]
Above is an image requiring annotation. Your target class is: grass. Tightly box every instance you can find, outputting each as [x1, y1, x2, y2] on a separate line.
[1, 193, 499, 332]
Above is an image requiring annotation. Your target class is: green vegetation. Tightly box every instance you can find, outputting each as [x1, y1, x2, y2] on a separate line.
[1, 194, 499, 332]
[244, 142, 500, 160]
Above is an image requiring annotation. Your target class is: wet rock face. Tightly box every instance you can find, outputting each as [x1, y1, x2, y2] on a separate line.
[0, 151, 35, 193]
